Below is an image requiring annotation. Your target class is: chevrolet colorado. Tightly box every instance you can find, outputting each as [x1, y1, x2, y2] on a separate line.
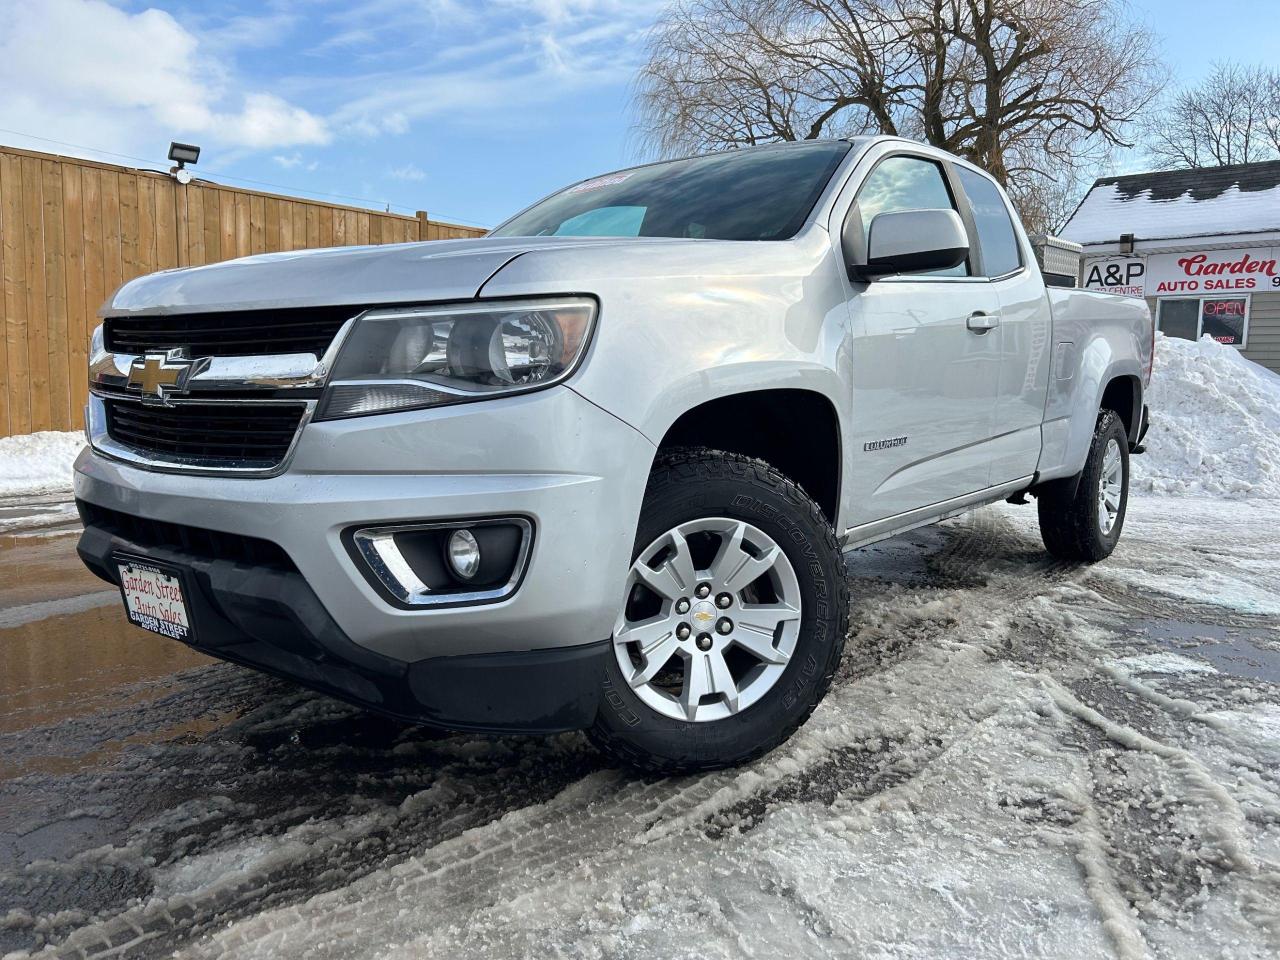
[75, 137, 1152, 772]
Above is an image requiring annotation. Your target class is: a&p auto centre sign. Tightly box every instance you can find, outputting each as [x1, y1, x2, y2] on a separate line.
[1083, 247, 1280, 298]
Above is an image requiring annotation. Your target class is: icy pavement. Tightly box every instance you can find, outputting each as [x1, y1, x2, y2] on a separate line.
[2, 493, 1278, 959]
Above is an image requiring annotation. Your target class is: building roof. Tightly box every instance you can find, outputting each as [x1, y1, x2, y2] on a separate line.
[1060, 160, 1280, 246]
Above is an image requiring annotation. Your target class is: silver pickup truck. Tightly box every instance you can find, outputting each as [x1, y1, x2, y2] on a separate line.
[75, 137, 1152, 772]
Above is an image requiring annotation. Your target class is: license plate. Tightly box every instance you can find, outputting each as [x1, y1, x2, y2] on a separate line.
[115, 556, 195, 643]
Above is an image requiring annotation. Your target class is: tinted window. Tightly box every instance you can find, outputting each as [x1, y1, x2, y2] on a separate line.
[856, 155, 965, 276]
[957, 167, 1022, 277]
[1157, 298, 1199, 340]
[491, 142, 851, 242]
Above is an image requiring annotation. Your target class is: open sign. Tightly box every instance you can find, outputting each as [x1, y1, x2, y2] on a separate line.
[1203, 299, 1246, 316]
[1200, 297, 1249, 345]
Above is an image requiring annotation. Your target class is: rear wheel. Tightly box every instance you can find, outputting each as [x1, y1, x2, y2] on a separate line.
[589, 448, 848, 774]
[1037, 410, 1130, 562]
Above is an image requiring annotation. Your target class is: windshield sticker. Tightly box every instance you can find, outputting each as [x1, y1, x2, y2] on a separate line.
[566, 173, 632, 195]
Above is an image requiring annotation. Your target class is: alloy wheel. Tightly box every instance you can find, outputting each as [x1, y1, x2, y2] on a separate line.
[1097, 438, 1124, 535]
[613, 518, 802, 722]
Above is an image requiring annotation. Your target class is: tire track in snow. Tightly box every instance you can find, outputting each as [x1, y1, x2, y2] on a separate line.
[168, 506, 1120, 959]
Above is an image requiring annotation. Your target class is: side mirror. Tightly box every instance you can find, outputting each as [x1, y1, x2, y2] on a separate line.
[852, 209, 969, 280]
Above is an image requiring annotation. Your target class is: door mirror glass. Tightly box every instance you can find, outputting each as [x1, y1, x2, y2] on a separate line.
[856, 209, 970, 280]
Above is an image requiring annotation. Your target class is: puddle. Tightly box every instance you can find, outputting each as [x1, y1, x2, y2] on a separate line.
[1132, 617, 1280, 684]
[0, 527, 104, 610]
[0, 603, 211, 736]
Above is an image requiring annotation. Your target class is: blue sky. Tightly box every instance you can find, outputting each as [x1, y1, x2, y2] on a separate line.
[0, 0, 1275, 228]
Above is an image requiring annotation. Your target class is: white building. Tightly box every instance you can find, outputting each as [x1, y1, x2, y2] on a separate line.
[1061, 160, 1280, 374]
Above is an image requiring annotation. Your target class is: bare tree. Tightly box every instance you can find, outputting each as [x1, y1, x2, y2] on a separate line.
[1144, 62, 1280, 168]
[634, 0, 1163, 232]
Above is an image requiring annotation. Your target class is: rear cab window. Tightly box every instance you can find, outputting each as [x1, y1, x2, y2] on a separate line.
[956, 167, 1023, 278]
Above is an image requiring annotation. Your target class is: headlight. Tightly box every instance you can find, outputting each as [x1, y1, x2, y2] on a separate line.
[317, 297, 596, 420]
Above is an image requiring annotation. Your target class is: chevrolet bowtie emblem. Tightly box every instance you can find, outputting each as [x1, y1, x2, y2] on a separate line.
[126, 350, 207, 404]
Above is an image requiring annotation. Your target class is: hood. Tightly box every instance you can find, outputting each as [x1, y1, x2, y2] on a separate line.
[104, 235, 699, 315]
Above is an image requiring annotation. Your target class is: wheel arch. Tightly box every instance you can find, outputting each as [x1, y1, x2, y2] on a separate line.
[1099, 373, 1143, 445]
[653, 388, 843, 525]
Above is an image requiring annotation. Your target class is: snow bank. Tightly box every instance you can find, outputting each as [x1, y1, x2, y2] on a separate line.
[0, 430, 84, 498]
[1135, 333, 1280, 499]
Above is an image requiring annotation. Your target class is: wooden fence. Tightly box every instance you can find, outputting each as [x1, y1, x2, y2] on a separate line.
[0, 144, 486, 438]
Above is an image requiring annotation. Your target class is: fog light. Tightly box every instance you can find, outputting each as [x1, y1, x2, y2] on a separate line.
[446, 528, 481, 581]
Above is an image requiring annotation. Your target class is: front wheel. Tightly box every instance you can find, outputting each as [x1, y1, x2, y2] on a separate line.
[1037, 410, 1130, 562]
[589, 448, 848, 775]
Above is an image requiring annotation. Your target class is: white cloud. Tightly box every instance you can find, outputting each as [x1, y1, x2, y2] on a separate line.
[388, 163, 426, 181]
[318, 0, 667, 137]
[220, 93, 328, 149]
[273, 152, 319, 171]
[0, 0, 329, 161]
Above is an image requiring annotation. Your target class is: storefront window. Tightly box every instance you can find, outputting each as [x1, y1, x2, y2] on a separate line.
[1200, 298, 1249, 346]
[1156, 296, 1250, 347]
[1158, 298, 1200, 340]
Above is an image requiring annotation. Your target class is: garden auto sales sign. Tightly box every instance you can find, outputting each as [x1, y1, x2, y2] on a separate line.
[1083, 247, 1280, 298]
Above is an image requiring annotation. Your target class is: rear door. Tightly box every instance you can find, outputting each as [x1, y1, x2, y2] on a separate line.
[952, 166, 1052, 486]
[839, 152, 1003, 527]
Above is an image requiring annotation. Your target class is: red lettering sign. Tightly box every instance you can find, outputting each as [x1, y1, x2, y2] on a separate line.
[1177, 252, 1277, 278]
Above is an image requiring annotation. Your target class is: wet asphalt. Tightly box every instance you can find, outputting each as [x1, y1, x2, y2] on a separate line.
[2, 494, 1278, 958]
[0, 499, 606, 958]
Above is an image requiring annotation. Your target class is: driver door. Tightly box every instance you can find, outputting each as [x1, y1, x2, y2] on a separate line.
[841, 154, 1002, 527]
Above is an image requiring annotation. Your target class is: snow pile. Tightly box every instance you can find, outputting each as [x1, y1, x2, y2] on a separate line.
[1135, 333, 1280, 499]
[0, 430, 83, 497]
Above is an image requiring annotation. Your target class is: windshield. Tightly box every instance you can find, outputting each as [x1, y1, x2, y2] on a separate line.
[491, 141, 851, 242]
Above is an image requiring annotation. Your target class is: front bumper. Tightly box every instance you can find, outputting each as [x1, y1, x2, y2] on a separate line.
[77, 519, 610, 733]
[75, 385, 654, 666]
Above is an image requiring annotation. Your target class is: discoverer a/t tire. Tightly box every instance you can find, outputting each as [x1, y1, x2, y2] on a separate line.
[1037, 410, 1130, 562]
[590, 448, 849, 775]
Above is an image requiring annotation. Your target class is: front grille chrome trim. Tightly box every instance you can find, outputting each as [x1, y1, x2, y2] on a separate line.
[89, 315, 362, 396]
[86, 314, 365, 476]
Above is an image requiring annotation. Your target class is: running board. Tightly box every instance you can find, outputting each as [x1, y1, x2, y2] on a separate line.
[840, 476, 1036, 550]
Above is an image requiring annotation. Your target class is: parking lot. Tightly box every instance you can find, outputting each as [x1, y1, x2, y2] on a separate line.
[4, 492, 1278, 959]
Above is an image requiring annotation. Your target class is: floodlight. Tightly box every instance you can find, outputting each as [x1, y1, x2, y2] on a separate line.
[167, 142, 201, 167]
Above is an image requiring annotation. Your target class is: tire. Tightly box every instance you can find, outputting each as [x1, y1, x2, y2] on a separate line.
[589, 447, 849, 775]
[1037, 410, 1130, 562]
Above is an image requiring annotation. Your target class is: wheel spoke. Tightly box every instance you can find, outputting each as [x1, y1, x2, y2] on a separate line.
[731, 616, 792, 665]
[614, 615, 674, 648]
[635, 530, 696, 600]
[711, 523, 782, 594]
[680, 653, 712, 720]
[665, 529, 697, 594]
[616, 616, 682, 687]
[630, 633, 682, 687]
[705, 650, 739, 713]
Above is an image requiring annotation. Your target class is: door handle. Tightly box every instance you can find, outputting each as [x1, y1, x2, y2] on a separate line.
[966, 311, 1000, 333]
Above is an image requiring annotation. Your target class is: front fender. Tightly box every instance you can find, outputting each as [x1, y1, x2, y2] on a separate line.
[478, 233, 855, 521]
